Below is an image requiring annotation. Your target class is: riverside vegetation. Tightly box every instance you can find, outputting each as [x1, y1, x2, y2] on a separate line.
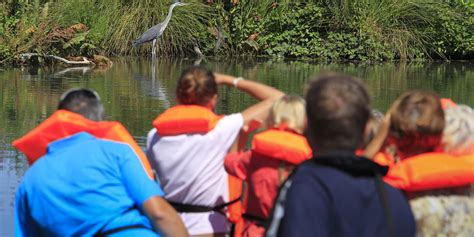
[0, 0, 473, 64]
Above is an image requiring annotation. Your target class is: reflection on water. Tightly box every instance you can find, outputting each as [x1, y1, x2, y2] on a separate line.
[135, 57, 171, 109]
[0, 58, 473, 235]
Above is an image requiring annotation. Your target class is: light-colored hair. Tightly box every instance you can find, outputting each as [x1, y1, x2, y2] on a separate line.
[443, 105, 474, 155]
[267, 95, 306, 134]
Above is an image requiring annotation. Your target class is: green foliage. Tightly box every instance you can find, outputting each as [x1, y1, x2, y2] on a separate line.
[258, 3, 325, 58]
[0, 0, 472, 64]
[429, 1, 474, 59]
[46, 0, 120, 56]
[252, 0, 439, 61]
[224, 0, 279, 54]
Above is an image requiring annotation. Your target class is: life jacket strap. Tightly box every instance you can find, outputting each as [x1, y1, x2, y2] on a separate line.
[375, 173, 395, 237]
[94, 224, 147, 236]
[168, 198, 240, 214]
[242, 213, 266, 227]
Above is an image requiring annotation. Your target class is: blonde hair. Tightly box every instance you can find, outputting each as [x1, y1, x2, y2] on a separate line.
[443, 105, 474, 155]
[268, 95, 306, 134]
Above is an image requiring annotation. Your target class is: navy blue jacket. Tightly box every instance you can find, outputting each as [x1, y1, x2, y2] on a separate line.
[266, 152, 415, 237]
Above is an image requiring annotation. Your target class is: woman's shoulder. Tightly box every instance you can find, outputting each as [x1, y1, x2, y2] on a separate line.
[211, 113, 244, 135]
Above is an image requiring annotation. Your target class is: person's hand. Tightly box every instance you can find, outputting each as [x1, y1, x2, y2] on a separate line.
[364, 113, 391, 159]
[242, 119, 263, 133]
[380, 113, 391, 137]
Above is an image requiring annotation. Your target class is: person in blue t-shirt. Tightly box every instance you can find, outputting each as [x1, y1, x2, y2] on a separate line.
[266, 74, 415, 237]
[14, 88, 188, 237]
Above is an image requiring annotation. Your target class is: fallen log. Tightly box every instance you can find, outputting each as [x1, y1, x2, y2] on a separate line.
[19, 53, 95, 66]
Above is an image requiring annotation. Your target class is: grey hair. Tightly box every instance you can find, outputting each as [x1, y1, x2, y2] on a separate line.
[442, 105, 474, 155]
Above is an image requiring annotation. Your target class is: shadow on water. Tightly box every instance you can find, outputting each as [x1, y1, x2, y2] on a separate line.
[0, 58, 473, 235]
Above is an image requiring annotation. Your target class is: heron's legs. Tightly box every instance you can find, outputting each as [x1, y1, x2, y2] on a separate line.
[152, 39, 157, 59]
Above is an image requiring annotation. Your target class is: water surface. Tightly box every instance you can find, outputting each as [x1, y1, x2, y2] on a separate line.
[0, 58, 473, 236]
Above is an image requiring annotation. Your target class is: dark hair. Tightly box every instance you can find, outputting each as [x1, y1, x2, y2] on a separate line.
[305, 73, 370, 151]
[389, 90, 444, 157]
[57, 88, 104, 121]
[176, 66, 217, 106]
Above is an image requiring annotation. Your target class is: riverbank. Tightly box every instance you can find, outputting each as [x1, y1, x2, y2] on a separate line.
[1, 0, 473, 65]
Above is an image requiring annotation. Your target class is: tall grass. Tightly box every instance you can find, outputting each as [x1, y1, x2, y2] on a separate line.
[47, 0, 120, 54]
[106, 0, 212, 56]
[318, 0, 443, 60]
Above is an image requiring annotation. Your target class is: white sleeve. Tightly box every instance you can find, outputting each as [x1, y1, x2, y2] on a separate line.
[207, 113, 244, 150]
[146, 128, 158, 150]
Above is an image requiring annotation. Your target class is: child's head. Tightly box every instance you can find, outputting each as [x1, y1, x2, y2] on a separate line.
[268, 95, 306, 134]
[176, 66, 217, 107]
[389, 90, 445, 158]
[443, 105, 474, 155]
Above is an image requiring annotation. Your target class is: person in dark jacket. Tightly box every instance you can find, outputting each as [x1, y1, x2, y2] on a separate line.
[266, 73, 415, 237]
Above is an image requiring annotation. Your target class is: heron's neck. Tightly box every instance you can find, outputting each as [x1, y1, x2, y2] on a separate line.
[162, 4, 177, 28]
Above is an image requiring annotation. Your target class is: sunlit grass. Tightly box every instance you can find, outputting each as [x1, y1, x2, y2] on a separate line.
[105, 0, 212, 56]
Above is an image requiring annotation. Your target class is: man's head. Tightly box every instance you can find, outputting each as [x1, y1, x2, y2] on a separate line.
[305, 73, 370, 152]
[58, 88, 104, 121]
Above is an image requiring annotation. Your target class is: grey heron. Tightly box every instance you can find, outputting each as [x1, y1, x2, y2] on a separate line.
[133, 2, 188, 57]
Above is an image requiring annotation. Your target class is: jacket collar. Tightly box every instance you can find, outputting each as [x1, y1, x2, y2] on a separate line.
[47, 132, 95, 154]
[312, 150, 389, 177]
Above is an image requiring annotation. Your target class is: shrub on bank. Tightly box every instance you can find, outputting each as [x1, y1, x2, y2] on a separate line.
[222, 0, 473, 61]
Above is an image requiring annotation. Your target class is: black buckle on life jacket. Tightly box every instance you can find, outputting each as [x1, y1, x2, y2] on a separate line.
[168, 198, 240, 214]
[242, 213, 267, 227]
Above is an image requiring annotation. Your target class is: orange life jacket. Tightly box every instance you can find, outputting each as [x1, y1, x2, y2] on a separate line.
[373, 152, 395, 167]
[153, 105, 223, 136]
[384, 152, 474, 191]
[12, 110, 154, 179]
[440, 98, 457, 109]
[229, 129, 311, 237]
[152, 105, 242, 223]
[251, 128, 312, 165]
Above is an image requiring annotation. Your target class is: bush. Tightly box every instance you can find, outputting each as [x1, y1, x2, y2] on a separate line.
[429, 0, 474, 59]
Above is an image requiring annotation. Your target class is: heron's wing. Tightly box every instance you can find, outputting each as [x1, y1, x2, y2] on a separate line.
[133, 23, 165, 46]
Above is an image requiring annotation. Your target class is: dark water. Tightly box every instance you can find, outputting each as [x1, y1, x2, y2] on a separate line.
[0, 58, 473, 236]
